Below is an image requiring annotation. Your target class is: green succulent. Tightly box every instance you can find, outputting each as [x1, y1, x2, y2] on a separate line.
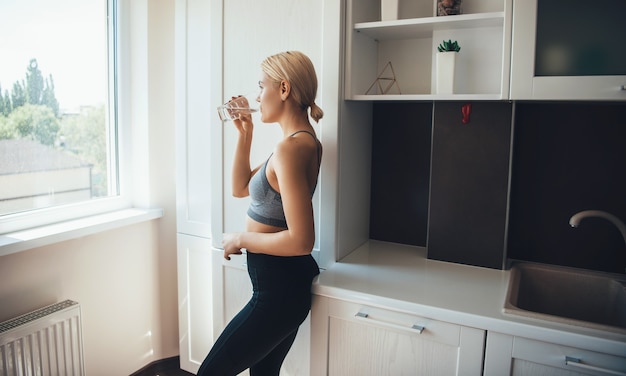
[437, 39, 461, 52]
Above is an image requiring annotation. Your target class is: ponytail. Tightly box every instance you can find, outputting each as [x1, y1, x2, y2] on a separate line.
[309, 102, 324, 123]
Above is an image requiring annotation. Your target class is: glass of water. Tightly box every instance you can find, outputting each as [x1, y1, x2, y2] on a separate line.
[217, 93, 259, 121]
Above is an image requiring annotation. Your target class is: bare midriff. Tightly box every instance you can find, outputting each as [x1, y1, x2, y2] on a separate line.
[244, 216, 286, 254]
[245, 216, 286, 233]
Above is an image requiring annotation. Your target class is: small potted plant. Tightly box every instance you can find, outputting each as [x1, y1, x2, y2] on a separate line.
[437, 39, 461, 53]
[436, 39, 461, 94]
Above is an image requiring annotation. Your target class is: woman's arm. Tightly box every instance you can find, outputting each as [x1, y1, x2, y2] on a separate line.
[230, 115, 256, 198]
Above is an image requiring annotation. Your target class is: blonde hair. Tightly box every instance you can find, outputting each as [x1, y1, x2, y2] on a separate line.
[261, 51, 324, 123]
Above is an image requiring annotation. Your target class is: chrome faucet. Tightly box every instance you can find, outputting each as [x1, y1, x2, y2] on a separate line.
[569, 210, 626, 248]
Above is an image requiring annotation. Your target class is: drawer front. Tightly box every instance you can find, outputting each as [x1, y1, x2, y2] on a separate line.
[513, 337, 626, 376]
[328, 299, 461, 346]
[326, 299, 485, 376]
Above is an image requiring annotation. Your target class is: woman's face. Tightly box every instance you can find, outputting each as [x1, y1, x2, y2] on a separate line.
[258, 72, 283, 123]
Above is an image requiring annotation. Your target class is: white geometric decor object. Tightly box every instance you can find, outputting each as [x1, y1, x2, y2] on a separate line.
[365, 61, 401, 95]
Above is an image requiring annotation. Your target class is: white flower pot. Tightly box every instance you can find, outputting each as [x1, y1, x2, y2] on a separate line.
[381, 0, 399, 21]
[436, 52, 458, 94]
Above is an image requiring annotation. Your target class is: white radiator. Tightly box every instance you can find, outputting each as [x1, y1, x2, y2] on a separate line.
[0, 300, 85, 376]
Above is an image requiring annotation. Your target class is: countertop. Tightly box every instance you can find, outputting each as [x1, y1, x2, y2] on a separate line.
[312, 240, 626, 356]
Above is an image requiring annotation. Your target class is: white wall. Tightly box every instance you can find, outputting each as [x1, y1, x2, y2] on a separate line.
[0, 0, 179, 374]
[0, 223, 167, 374]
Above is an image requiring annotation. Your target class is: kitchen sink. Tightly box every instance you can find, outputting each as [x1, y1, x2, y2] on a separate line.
[504, 262, 626, 333]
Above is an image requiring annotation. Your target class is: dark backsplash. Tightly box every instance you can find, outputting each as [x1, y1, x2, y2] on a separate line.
[370, 101, 626, 273]
[370, 102, 432, 246]
[507, 102, 626, 274]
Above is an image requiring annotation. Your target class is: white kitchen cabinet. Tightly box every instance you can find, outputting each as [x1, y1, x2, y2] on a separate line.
[219, 0, 342, 272]
[218, 0, 342, 371]
[510, 0, 626, 101]
[484, 332, 626, 376]
[311, 296, 485, 376]
[174, 0, 222, 243]
[175, 0, 221, 372]
[175, 0, 342, 374]
[345, 0, 512, 100]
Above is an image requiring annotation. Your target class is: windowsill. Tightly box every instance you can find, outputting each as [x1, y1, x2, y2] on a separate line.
[0, 208, 164, 257]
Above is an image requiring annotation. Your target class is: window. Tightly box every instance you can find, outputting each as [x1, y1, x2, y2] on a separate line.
[0, 0, 128, 234]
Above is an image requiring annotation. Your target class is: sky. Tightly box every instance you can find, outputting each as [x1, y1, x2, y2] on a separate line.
[0, 0, 107, 111]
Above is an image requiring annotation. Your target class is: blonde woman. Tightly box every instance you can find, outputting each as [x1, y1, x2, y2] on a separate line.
[198, 51, 323, 375]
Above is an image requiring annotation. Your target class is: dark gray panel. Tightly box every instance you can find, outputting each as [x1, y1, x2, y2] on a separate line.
[428, 101, 513, 269]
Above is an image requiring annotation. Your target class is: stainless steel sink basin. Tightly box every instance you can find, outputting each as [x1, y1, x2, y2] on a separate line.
[504, 262, 626, 333]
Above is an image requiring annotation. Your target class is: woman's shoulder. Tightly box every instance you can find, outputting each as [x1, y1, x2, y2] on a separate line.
[274, 133, 317, 163]
[280, 131, 317, 150]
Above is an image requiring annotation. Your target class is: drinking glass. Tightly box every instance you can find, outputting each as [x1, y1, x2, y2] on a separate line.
[217, 93, 259, 121]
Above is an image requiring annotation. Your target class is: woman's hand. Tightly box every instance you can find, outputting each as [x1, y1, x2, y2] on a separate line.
[222, 232, 244, 260]
[230, 96, 254, 134]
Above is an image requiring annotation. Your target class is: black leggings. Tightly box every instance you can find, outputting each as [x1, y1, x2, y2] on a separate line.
[197, 251, 320, 376]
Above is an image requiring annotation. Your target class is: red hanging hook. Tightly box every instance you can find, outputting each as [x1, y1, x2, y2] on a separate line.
[461, 103, 472, 124]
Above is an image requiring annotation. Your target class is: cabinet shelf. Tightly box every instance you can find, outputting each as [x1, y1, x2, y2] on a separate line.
[355, 12, 505, 40]
[350, 93, 505, 101]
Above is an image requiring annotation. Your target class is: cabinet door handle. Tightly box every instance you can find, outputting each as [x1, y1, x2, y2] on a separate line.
[565, 356, 626, 376]
[354, 311, 425, 334]
[621, 85, 626, 91]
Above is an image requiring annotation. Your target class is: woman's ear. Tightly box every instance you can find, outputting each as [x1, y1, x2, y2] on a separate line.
[280, 80, 291, 101]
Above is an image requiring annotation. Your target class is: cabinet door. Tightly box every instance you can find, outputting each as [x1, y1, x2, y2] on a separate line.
[510, 0, 626, 100]
[323, 298, 485, 376]
[174, 0, 221, 240]
[177, 234, 214, 374]
[511, 337, 626, 376]
[485, 332, 626, 376]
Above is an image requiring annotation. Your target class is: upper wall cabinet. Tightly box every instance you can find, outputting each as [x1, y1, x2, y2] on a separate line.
[345, 0, 512, 101]
[510, 0, 626, 101]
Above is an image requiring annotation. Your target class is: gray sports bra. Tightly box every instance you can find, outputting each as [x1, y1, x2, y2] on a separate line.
[247, 130, 321, 228]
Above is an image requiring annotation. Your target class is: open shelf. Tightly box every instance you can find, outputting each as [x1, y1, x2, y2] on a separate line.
[345, 0, 512, 100]
[350, 93, 506, 101]
[355, 12, 505, 40]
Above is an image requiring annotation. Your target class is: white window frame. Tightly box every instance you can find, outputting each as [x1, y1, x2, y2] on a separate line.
[0, 0, 161, 255]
